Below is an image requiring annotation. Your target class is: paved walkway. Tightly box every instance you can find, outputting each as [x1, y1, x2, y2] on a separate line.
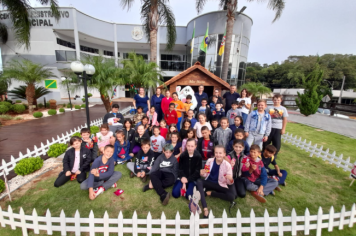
[287, 111, 356, 139]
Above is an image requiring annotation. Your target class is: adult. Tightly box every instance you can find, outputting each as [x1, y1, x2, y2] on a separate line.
[171, 92, 185, 131]
[208, 89, 223, 105]
[236, 88, 251, 125]
[161, 90, 173, 116]
[103, 104, 124, 134]
[223, 84, 240, 112]
[133, 88, 150, 113]
[194, 85, 209, 108]
[151, 87, 165, 122]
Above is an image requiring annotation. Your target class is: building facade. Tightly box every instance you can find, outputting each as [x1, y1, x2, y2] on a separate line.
[0, 7, 253, 103]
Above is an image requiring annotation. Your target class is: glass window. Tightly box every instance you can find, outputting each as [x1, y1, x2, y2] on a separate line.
[166, 54, 172, 61]
[118, 52, 120, 58]
[55, 50, 66, 61]
[57, 38, 75, 49]
[66, 51, 76, 61]
[172, 55, 181, 61]
[104, 50, 114, 56]
[161, 54, 167, 60]
[80, 45, 99, 54]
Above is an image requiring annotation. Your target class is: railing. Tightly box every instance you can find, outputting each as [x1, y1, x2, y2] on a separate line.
[0, 204, 355, 236]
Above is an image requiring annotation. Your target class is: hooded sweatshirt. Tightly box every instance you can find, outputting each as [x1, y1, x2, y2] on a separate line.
[134, 149, 155, 173]
[150, 152, 179, 179]
[212, 127, 232, 149]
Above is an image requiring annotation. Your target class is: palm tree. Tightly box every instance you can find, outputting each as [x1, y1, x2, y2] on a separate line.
[8, 85, 52, 107]
[0, 0, 60, 49]
[240, 82, 271, 110]
[1, 59, 57, 114]
[196, 0, 285, 82]
[120, 0, 177, 62]
[121, 52, 164, 89]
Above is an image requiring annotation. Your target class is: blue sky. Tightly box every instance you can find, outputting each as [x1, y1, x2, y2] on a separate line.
[31, 0, 356, 65]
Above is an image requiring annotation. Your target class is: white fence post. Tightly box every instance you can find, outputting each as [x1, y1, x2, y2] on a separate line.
[339, 205, 345, 230]
[19, 208, 28, 236]
[32, 208, 39, 234]
[189, 212, 194, 236]
[328, 206, 334, 232]
[316, 207, 322, 236]
[175, 212, 180, 236]
[236, 210, 242, 236]
[264, 209, 270, 236]
[277, 208, 283, 236]
[349, 204, 356, 228]
[222, 210, 228, 236]
[118, 211, 123, 236]
[89, 210, 95, 236]
[161, 212, 166, 236]
[8, 205, 15, 230]
[0, 206, 4, 227]
[60, 210, 66, 236]
[304, 208, 310, 235]
[103, 211, 109, 236]
[74, 210, 81, 236]
[250, 209, 256, 236]
[132, 211, 138, 236]
[291, 208, 297, 236]
[208, 210, 214, 236]
[46, 209, 53, 235]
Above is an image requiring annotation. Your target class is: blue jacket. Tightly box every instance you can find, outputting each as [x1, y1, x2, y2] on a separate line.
[244, 110, 272, 136]
[242, 166, 268, 186]
[112, 140, 131, 162]
[229, 124, 244, 135]
[226, 139, 250, 156]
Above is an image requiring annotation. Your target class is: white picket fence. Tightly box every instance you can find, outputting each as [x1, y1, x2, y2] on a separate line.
[282, 132, 354, 172]
[0, 106, 133, 178]
[0, 204, 355, 236]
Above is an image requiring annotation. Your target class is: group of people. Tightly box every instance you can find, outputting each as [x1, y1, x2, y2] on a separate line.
[54, 84, 289, 217]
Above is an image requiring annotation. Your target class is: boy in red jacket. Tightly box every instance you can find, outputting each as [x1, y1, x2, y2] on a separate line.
[165, 103, 178, 126]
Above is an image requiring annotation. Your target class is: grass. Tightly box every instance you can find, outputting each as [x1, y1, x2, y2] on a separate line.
[0, 123, 355, 235]
[0, 115, 14, 120]
[13, 116, 23, 120]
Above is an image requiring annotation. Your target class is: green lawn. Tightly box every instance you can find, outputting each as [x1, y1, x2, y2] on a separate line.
[0, 123, 355, 235]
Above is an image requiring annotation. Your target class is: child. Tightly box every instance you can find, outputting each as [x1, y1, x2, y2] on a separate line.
[172, 138, 202, 199]
[263, 94, 288, 159]
[226, 101, 242, 126]
[123, 119, 135, 144]
[133, 106, 145, 125]
[245, 99, 272, 149]
[135, 116, 150, 135]
[183, 109, 197, 128]
[80, 128, 98, 162]
[196, 145, 235, 218]
[143, 143, 179, 206]
[96, 124, 114, 154]
[127, 139, 155, 182]
[195, 98, 212, 121]
[226, 139, 246, 199]
[194, 113, 212, 138]
[166, 133, 182, 161]
[262, 145, 288, 186]
[112, 130, 131, 165]
[226, 128, 250, 156]
[241, 144, 278, 203]
[159, 119, 168, 140]
[183, 95, 194, 115]
[212, 102, 225, 122]
[213, 117, 232, 149]
[130, 124, 150, 155]
[146, 106, 159, 126]
[209, 96, 218, 111]
[103, 103, 124, 133]
[197, 126, 215, 163]
[181, 128, 197, 152]
[179, 119, 191, 142]
[165, 103, 178, 126]
[80, 145, 122, 200]
[229, 116, 244, 135]
[166, 123, 178, 140]
[54, 136, 92, 187]
[210, 118, 219, 135]
[150, 126, 166, 158]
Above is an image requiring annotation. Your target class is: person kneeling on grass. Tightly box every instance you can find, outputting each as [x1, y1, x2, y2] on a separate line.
[142, 143, 178, 206]
[262, 145, 288, 186]
[172, 138, 202, 199]
[112, 130, 131, 165]
[80, 128, 98, 162]
[54, 136, 92, 187]
[127, 139, 155, 183]
[80, 145, 122, 200]
[241, 144, 279, 203]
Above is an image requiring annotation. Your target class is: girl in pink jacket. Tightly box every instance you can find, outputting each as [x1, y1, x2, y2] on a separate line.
[196, 145, 235, 218]
[146, 107, 159, 126]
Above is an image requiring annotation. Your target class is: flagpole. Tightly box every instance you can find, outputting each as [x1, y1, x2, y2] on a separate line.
[190, 21, 195, 67]
[236, 23, 244, 85]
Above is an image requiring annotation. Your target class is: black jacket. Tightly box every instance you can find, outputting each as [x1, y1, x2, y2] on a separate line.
[81, 138, 98, 162]
[197, 135, 215, 160]
[62, 147, 92, 173]
[195, 105, 212, 121]
[178, 150, 202, 182]
[103, 112, 124, 125]
[228, 150, 245, 179]
[130, 132, 150, 153]
[134, 149, 155, 173]
[124, 128, 135, 143]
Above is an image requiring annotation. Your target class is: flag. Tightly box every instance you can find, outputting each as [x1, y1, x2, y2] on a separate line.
[190, 25, 195, 54]
[200, 25, 209, 53]
[218, 29, 226, 56]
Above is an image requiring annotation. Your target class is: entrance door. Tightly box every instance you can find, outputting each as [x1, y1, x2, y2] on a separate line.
[189, 86, 214, 96]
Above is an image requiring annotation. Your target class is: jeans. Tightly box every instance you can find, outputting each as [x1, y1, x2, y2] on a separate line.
[177, 117, 182, 131]
[266, 169, 288, 185]
[80, 171, 122, 190]
[172, 180, 196, 199]
[243, 177, 278, 196]
[54, 171, 87, 187]
[150, 170, 176, 196]
[241, 112, 248, 126]
[231, 178, 246, 198]
[263, 128, 282, 159]
[246, 132, 264, 149]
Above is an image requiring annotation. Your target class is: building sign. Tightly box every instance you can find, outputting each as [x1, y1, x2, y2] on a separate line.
[45, 80, 58, 89]
[188, 80, 206, 84]
[0, 10, 70, 27]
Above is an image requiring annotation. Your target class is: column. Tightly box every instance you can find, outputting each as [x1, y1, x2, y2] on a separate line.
[72, 9, 80, 60]
[114, 23, 118, 67]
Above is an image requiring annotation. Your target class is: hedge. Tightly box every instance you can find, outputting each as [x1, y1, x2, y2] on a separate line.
[59, 108, 65, 113]
[75, 105, 81, 109]
[47, 143, 68, 157]
[14, 157, 44, 176]
[48, 109, 57, 115]
[33, 111, 43, 118]
[12, 104, 26, 114]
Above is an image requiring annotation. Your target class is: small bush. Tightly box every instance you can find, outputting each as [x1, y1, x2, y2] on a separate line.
[6, 100, 12, 105]
[59, 108, 65, 113]
[75, 105, 81, 109]
[38, 103, 44, 108]
[33, 111, 43, 118]
[47, 143, 68, 157]
[0, 101, 12, 109]
[87, 93, 93, 97]
[81, 104, 86, 108]
[66, 104, 73, 108]
[81, 98, 86, 102]
[46, 102, 50, 107]
[90, 126, 100, 134]
[14, 157, 43, 176]
[12, 104, 26, 114]
[0, 105, 10, 114]
[71, 132, 82, 138]
[48, 109, 57, 115]
[15, 100, 22, 103]
[0, 179, 5, 193]
[0, 114, 13, 120]
[63, 103, 66, 107]
[14, 116, 23, 120]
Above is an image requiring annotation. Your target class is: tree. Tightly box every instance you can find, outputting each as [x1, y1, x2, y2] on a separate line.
[240, 82, 271, 110]
[8, 85, 52, 107]
[121, 52, 164, 90]
[120, 0, 177, 62]
[196, 0, 285, 82]
[0, 0, 60, 49]
[295, 62, 324, 116]
[1, 59, 57, 114]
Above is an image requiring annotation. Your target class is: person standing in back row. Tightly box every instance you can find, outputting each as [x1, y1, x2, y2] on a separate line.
[151, 88, 165, 122]
[195, 85, 208, 108]
[133, 88, 150, 113]
[223, 85, 240, 112]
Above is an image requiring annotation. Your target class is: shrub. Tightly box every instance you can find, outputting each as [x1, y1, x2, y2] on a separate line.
[15, 100, 22, 103]
[63, 103, 66, 107]
[6, 100, 12, 105]
[48, 109, 57, 115]
[14, 157, 43, 176]
[23, 104, 28, 109]
[33, 111, 43, 118]
[81, 104, 86, 108]
[87, 93, 93, 97]
[46, 102, 50, 107]
[0, 105, 9, 114]
[0, 114, 13, 120]
[14, 116, 23, 120]
[59, 108, 65, 113]
[66, 104, 73, 108]
[0, 179, 4, 193]
[71, 132, 82, 138]
[90, 126, 100, 134]
[81, 98, 86, 102]
[47, 143, 68, 157]
[12, 104, 26, 114]
[38, 103, 44, 108]
[75, 105, 81, 109]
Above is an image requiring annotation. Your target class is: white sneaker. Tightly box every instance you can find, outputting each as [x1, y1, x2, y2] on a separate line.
[112, 183, 117, 188]
[94, 186, 105, 198]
